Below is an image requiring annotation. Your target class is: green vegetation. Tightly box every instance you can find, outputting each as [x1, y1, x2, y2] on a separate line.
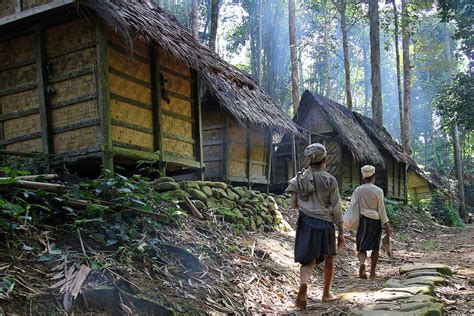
[384, 198, 404, 228]
[413, 190, 463, 227]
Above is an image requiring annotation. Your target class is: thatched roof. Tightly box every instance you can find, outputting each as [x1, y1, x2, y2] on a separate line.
[353, 112, 449, 192]
[296, 91, 384, 166]
[79, 0, 298, 134]
[354, 112, 417, 167]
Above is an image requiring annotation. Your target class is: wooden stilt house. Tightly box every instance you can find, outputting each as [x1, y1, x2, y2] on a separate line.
[0, 0, 298, 177]
[201, 74, 295, 185]
[273, 91, 385, 194]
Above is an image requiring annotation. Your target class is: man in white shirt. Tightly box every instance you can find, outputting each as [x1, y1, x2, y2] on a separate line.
[350, 165, 392, 279]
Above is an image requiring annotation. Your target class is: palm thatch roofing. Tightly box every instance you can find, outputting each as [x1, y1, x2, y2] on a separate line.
[78, 0, 299, 134]
[354, 112, 417, 166]
[295, 91, 384, 166]
[353, 111, 448, 191]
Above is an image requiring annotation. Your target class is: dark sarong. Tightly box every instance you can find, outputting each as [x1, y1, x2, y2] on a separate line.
[294, 211, 336, 265]
[356, 216, 382, 252]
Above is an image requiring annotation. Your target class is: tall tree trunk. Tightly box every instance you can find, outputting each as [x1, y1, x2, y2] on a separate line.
[190, 0, 199, 38]
[324, 25, 332, 98]
[339, 0, 352, 109]
[288, 0, 300, 111]
[392, 0, 404, 145]
[363, 43, 370, 116]
[209, 0, 220, 52]
[368, 0, 383, 126]
[401, 0, 412, 154]
[257, 0, 263, 83]
[444, 23, 467, 220]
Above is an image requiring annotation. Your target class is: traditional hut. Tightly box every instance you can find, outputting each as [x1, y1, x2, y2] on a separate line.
[273, 91, 385, 193]
[0, 0, 298, 178]
[354, 112, 413, 201]
[201, 72, 293, 185]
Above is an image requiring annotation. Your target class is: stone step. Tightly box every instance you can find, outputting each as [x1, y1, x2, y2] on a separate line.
[403, 275, 447, 286]
[406, 294, 436, 303]
[406, 270, 443, 279]
[400, 264, 453, 276]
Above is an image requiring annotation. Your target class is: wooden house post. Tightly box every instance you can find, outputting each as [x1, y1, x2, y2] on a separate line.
[150, 46, 165, 175]
[247, 127, 253, 187]
[35, 25, 53, 155]
[95, 22, 113, 174]
[223, 115, 229, 182]
[192, 70, 204, 180]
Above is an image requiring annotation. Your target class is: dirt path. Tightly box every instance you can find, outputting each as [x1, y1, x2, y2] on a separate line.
[255, 222, 473, 314]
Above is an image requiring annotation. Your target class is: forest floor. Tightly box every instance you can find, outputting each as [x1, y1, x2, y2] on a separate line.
[0, 196, 472, 315]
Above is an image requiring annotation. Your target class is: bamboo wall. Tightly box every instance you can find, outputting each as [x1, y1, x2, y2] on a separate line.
[202, 110, 224, 179]
[107, 31, 154, 152]
[0, 0, 54, 18]
[1, 17, 201, 172]
[105, 31, 199, 169]
[408, 171, 432, 201]
[46, 20, 100, 154]
[202, 104, 270, 184]
[385, 155, 407, 200]
[0, 32, 42, 152]
[158, 48, 196, 161]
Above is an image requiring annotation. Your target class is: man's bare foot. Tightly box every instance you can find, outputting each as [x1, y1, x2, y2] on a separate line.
[295, 284, 308, 310]
[359, 264, 367, 279]
[322, 292, 338, 302]
[369, 273, 377, 280]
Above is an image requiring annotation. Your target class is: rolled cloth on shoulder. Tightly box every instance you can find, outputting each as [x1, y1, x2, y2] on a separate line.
[293, 168, 315, 201]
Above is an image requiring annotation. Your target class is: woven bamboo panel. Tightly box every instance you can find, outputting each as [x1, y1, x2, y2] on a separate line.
[228, 119, 247, 143]
[163, 138, 194, 157]
[5, 138, 42, 152]
[52, 100, 99, 129]
[109, 73, 151, 105]
[53, 126, 100, 154]
[0, 89, 38, 114]
[107, 30, 150, 60]
[112, 125, 153, 150]
[111, 99, 152, 129]
[251, 148, 265, 161]
[204, 144, 222, 160]
[108, 47, 151, 84]
[163, 74, 191, 97]
[0, 64, 36, 91]
[0, 33, 35, 67]
[252, 128, 265, 146]
[251, 164, 265, 177]
[162, 115, 193, 139]
[46, 19, 94, 57]
[47, 47, 96, 81]
[3, 114, 40, 139]
[229, 161, 246, 178]
[204, 111, 222, 125]
[162, 96, 191, 117]
[203, 128, 222, 143]
[0, 0, 15, 18]
[158, 47, 190, 77]
[229, 144, 247, 160]
[50, 74, 95, 105]
[205, 161, 222, 177]
[22, 0, 51, 10]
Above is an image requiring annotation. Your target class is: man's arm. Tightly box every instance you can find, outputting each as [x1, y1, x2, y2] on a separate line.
[377, 190, 393, 235]
[330, 179, 345, 250]
[290, 192, 298, 209]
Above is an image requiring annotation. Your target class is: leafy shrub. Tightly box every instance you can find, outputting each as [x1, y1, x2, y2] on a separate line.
[384, 198, 403, 228]
[413, 190, 463, 227]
